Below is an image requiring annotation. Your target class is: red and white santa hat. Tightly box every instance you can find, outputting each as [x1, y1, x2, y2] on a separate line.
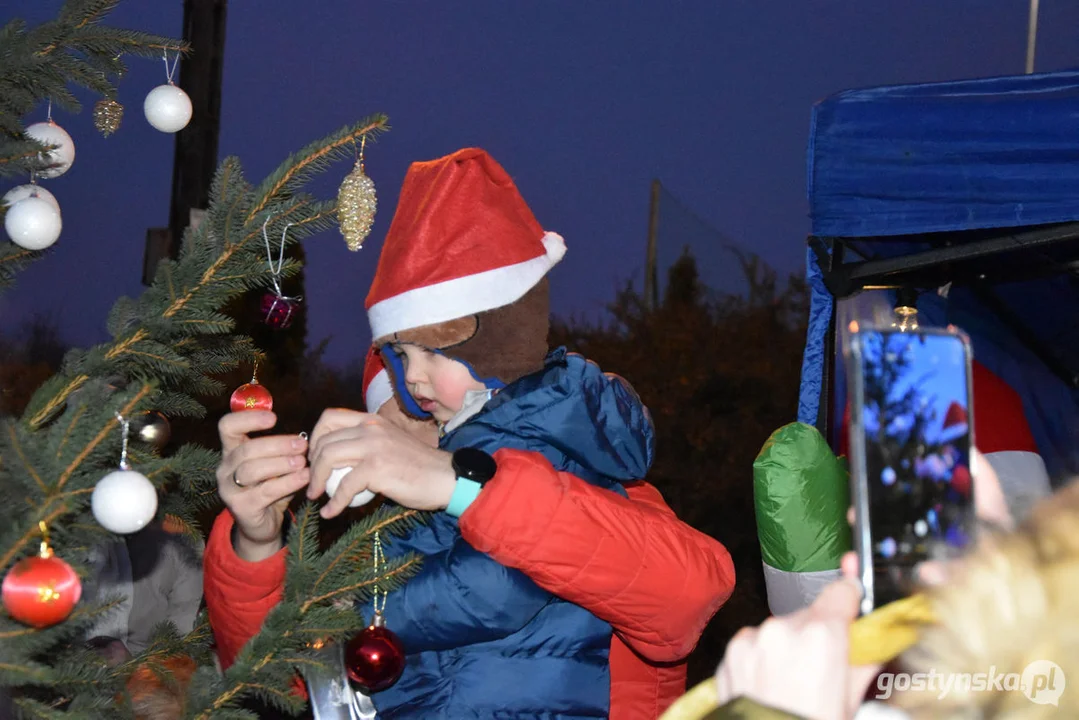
[971, 361, 1052, 521]
[362, 347, 393, 413]
[364, 148, 565, 345]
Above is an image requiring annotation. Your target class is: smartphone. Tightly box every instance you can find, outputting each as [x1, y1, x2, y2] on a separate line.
[847, 324, 976, 615]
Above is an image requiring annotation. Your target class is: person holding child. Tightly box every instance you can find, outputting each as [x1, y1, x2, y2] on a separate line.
[206, 148, 735, 719]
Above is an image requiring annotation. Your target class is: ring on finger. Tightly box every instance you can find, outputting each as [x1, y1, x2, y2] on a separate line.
[232, 471, 244, 488]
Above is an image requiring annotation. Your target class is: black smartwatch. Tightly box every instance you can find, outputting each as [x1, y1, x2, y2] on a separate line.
[446, 448, 497, 517]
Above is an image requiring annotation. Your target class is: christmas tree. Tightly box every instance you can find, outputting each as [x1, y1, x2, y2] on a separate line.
[1, 2, 420, 717]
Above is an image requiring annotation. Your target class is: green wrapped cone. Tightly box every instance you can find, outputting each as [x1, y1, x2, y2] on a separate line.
[754, 422, 852, 614]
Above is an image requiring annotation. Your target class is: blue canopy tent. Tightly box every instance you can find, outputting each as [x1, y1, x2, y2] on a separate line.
[798, 69, 1079, 485]
[756, 70, 1079, 615]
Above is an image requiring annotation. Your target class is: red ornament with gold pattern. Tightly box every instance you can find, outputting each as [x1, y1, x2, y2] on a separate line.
[230, 363, 273, 413]
[2, 522, 82, 628]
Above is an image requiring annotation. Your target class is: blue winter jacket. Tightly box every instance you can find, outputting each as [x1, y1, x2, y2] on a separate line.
[371, 349, 654, 718]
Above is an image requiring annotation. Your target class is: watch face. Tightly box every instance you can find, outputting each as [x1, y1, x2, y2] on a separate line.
[454, 447, 497, 483]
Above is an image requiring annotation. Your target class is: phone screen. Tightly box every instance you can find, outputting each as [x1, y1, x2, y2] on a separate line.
[850, 328, 976, 611]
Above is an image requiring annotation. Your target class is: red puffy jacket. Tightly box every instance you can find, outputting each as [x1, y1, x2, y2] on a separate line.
[205, 448, 735, 719]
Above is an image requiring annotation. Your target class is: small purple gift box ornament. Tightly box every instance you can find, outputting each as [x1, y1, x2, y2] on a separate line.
[261, 287, 301, 330]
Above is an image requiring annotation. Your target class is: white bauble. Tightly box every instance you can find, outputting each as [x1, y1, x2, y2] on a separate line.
[3, 184, 59, 213]
[25, 121, 75, 178]
[4, 196, 62, 250]
[143, 84, 192, 133]
[91, 469, 158, 534]
[325, 467, 376, 508]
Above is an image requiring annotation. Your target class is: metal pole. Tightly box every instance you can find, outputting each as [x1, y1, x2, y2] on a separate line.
[1026, 0, 1039, 74]
[645, 179, 660, 311]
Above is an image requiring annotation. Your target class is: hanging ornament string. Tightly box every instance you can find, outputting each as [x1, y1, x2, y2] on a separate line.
[259, 218, 303, 329]
[116, 413, 132, 470]
[262, 217, 303, 303]
[372, 531, 386, 619]
[162, 50, 180, 85]
[38, 521, 53, 559]
[343, 528, 405, 692]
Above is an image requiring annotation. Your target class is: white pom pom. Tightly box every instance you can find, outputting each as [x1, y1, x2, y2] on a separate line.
[92, 470, 158, 534]
[4, 195, 62, 250]
[144, 84, 193, 133]
[326, 467, 376, 508]
[25, 121, 75, 178]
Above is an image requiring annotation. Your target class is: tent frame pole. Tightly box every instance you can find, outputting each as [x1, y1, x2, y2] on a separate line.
[807, 222, 1079, 390]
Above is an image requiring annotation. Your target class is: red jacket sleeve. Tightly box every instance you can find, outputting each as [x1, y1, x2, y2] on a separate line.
[459, 448, 735, 662]
[203, 511, 287, 669]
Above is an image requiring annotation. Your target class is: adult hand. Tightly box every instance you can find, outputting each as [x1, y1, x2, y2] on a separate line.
[216, 411, 310, 561]
[307, 408, 456, 519]
[714, 568, 880, 720]
[918, 447, 1011, 586]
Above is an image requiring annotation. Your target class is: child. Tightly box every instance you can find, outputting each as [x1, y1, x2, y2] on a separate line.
[361, 148, 655, 718]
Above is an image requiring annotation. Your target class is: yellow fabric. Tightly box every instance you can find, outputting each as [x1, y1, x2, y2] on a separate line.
[659, 593, 935, 720]
[848, 592, 934, 666]
[660, 678, 719, 720]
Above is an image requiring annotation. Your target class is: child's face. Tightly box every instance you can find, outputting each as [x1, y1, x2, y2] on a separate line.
[393, 343, 486, 423]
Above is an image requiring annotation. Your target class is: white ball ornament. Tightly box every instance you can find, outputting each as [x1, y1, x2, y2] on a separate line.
[2, 184, 59, 213]
[91, 469, 159, 534]
[143, 84, 192, 133]
[4, 196, 62, 250]
[325, 467, 376, 508]
[24, 121, 75, 178]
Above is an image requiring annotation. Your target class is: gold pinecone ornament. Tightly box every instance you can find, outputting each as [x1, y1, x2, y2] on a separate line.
[337, 140, 377, 251]
[93, 98, 123, 137]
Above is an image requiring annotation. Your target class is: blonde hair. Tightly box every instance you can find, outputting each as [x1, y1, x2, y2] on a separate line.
[895, 480, 1079, 718]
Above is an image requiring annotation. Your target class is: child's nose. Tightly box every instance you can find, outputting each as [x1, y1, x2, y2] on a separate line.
[404, 363, 424, 386]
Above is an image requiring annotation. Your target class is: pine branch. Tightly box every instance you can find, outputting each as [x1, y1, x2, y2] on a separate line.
[54, 382, 150, 491]
[2, 17, 397, 704]
[5, 422, 49, 494]
[248, 115, 389, 220]
[0, 1, 186, 295]
[0, 244, 45, 295]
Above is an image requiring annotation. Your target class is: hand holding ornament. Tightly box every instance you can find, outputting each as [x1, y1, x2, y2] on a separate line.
[215, 411, 309, 562]
[307, 408, 456, 519]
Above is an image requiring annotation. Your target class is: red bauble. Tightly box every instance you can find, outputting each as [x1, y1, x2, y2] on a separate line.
[230, 381, 274, 413]
[344, 618, 405, 693]
[2, 552, 82, 628]
[260, 291, 300, 330]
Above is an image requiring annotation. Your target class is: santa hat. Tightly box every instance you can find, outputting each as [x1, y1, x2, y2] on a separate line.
[362, 347, 393, 413]
[365, 148, 564, 417]
[365, 148, 565, 347]
[971, 361, 1051, 522]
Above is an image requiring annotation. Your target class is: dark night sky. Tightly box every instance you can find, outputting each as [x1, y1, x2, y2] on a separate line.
[5, 1, 1079, 367]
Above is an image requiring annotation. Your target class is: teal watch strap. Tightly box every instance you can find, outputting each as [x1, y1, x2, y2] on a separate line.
[446, 477, 483, 518]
